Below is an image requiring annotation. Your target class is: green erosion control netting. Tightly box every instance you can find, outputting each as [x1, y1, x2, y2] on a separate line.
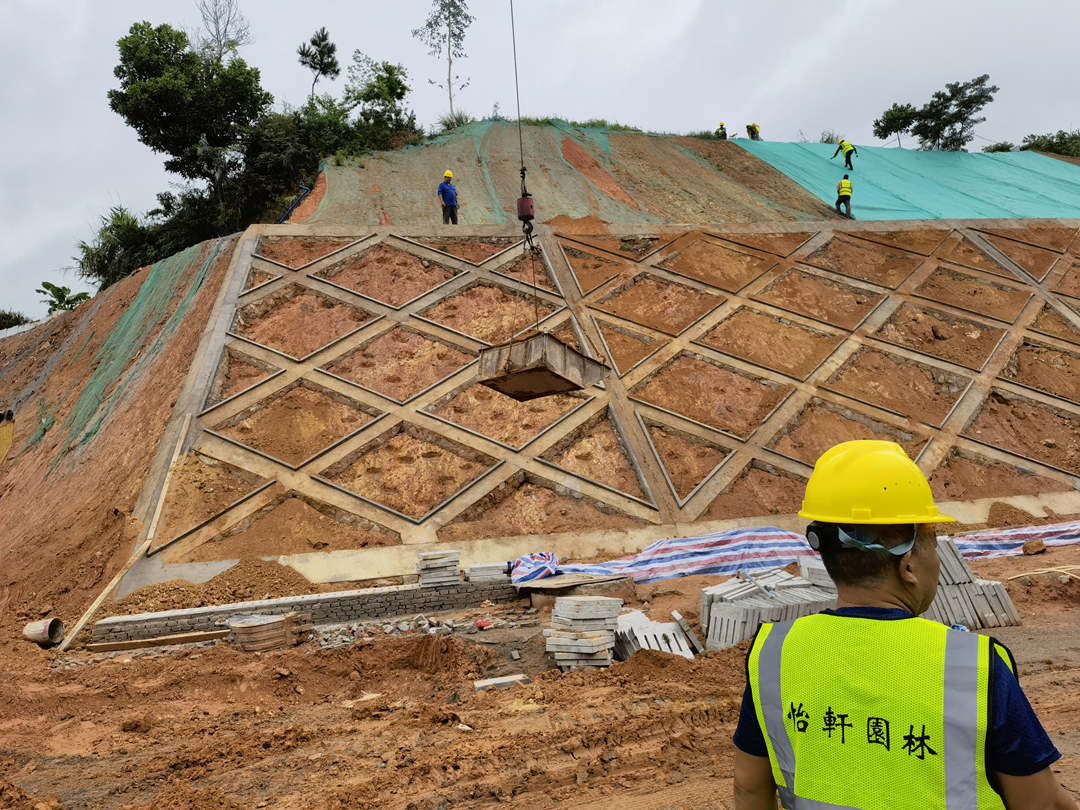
[737, 141, 1080, 220]
[55, 238, 225, 460]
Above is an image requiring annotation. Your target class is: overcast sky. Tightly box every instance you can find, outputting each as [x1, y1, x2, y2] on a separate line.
[3, 0, 1079, 320]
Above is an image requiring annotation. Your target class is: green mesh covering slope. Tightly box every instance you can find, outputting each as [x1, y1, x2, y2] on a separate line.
[737, 140, 1080, 220]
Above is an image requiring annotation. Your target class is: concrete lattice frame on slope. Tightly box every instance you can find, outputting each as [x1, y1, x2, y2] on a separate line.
[122, 220, 1080, 593]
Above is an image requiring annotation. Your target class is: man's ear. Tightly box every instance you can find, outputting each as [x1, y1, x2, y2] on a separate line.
[897, 551, 919, 587]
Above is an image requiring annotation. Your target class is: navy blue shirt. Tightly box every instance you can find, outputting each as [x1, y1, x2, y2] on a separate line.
[732, 606, 1060, 777]
[438, 181, 457, 207]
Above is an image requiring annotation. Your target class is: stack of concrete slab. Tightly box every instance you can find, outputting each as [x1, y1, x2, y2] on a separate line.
[924, 539, 1022, 629]
[417, 550, 461, 587]
[465, 562, 510, 583]
[544, 596, 622, 670]
[614, 610, 696, 660]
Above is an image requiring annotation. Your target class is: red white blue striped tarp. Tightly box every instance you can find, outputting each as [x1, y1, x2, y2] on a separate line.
[948, 520, 1080, 559]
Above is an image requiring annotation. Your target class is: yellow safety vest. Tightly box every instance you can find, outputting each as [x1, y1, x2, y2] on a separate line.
[749, 614, 1009, 809]
[838, 179, 853, 197]
[840, 140, 854, 155]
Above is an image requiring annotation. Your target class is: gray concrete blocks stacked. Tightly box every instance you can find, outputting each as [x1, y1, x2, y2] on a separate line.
[417, 550, 461, 587]
[614, 610, 695, 660]
[465, 562, 510, 583]
[545, 596, 622, 670]
[923, 539, 1021, 629]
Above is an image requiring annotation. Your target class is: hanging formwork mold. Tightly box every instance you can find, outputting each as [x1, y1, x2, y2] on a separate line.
[476, 332, 609, 401]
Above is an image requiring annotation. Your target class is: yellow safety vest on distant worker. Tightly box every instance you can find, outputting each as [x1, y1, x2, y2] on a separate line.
[838, 179, 853, 197]
[748, 613, 1011, 809]
[840, 140, 854, 155]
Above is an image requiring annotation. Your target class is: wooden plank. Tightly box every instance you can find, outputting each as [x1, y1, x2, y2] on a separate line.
[520, 573, 629, 591]
[85, 629, 230, 652]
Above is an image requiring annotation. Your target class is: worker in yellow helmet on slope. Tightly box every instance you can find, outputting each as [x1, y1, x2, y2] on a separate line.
[715, 121, 727, 140]
[747, 122, 761, 141]
[836, 174, 853, 219]
[832, 138, 858, 170]
[437, 169, 459, 225]
[733, 440, 1075, 810]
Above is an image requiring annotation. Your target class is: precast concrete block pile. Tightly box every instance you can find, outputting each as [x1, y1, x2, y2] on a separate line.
[614, 610, 697, 660]
[544, 596, 622, 670]
[923, 538, 1021, 628]
[417, 550, 461, 587]
[466, 562, 511, 583]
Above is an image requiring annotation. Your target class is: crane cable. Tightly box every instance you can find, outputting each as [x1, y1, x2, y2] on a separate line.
[510, 0, 541, 331]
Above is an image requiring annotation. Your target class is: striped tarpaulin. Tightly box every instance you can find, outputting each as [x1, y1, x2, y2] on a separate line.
[949, 520, 1080, 559]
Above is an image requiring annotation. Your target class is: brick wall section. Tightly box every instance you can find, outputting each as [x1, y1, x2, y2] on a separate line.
[91, 581, 520, 643]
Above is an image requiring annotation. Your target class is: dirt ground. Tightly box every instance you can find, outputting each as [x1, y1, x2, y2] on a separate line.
[928, 451, 1074, 502]
[646, 425, 728, 499]
[412, 237, 517, 264]
[562, 246, 624, 294]
[979, 224, 1078, 253]
[771, 400, 927, 466]
[938, 234, 1010, 277]
[257, 236, 352, 268]
[561, 137, 639, 209]
[317, 243, 456, 306]
[1033, 303, 1080, 343]
[597, 322, 660, 374]
[154, 452, 265, 545]
[754, 269, 881, 329]
[715, 231, 814, 257]
[966, 391, 1080, 474]
[495, 252, 556, 290]
[594, 276, 721, 335]
[234, 288, 371, 359]
[805, 236, 922, 288]
[701, 308, 840, 379]
[983, 233, 1059, 280]
[852, 228, 950, 256]
[283, 172, 328, 225]
[660, 238, 775, 292]
[1055, 260, 1080, 297]
[545, 417, 645, 499]
[422, 284, 554, 344]
[209, 351, 276, 406]
[1001, 340, 1080, 403]
[875, 303, 1004, 370]
[701, 465, 807, 520]
[430, 385, 581, 448]
[916, 266, 1030, 321]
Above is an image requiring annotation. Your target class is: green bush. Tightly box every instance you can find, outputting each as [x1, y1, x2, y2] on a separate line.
[0, 309, 32, 330]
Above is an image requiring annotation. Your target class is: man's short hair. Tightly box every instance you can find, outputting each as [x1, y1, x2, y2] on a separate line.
[813, 522, 925, 586]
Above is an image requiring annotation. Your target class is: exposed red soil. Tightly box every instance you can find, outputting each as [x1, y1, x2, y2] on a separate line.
[284, 171, 327, 224]
[852, 228, 951, 256]
[983, 233, 1059, 280]
[561, 137, 638, 208]
[172, 495, 399, 563]
[1032, 302, 1080, 343]
[581, 235, 663, 258]
[438, 480, 642, 541]
[804, 236, 922, 288]
[754, 268, 881, 329]
[928, 451, 1073, 502]
[1001, 340, 1080, 403]
[635, 355, 792, 437]
[422, 284, 554, 344]
[496, 251, 557, 290]
[938, 501, 1080, 538]
[875, 303, 1004, 370]
[914, 266, 1031, 321]
[207, 351, 276, 407]
[316, 243, 456, 306]
[550, 321, 586, 354]
[545, 214, 612, 232]
[968, 542, 1080, 624]
[715, 231, 814, 257]
[701, 308, 840, 379]
[660, 237, 775, 292]
[234, 287, 371, 359]
[431, 384, 581, 447]
[938, 234, 1009, 277]
[978, 224, 1078, 253]
[411, 236, 517, 263]
[216, 385, 372, 466]
[826, 349, 967, 425]
[1054, 258, 1080, 297]
[966, 391, 1080, 473]
[594, 275, 722, 335]
[325, 327, 472, 401]
[256, 237, 353, 268]
[563, 246, 624, 293]
[244, 268, 275, 290]
[0, 310, 79, 395]
[771, 400, 927, 466]
[702, 465, 807, 520]
[154, 452, 265, 545]
[647, 425, 728, 498]
[328, 432, 490, 518]
[598, 321, 660, 373]
[546, 417, 645, 498]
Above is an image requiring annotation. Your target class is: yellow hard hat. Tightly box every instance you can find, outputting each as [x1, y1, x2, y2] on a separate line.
[720, 121, 725, 126]
[444, 169, 453, 178]
[799, 440, 954, 524]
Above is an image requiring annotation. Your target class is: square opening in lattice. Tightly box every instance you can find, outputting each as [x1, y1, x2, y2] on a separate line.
[874, 303, 1005, 371]
[752, 268, 882, 329]
[804, 235, 922, 289]
[699, 307, 841, 379]
[913, 266, 1030, 322]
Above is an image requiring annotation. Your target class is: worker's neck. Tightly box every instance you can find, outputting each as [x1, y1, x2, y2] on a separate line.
[834, 581, 919, 615]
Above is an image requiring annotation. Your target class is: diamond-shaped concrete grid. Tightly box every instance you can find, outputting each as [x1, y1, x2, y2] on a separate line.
[563, 245, 623, 294]
[964, 389, 1080, 475]
[1053, 258, 1080, 297]
[593, 274, 722, 335]
[874, 303, 1005, 371]
[576, 235, 667, 259]
[541, 411, 649, 501]
[427, 384, 586, 449]
[319, 424, 496, 521]
[642, 418, 729, 502]
[315, 243, 458, 307]
[168, 493, 400, 564]
[232, 284, 373, 360]
[1031, 302, 1080, 344]
[421, 282, 556, 344]
[753, 268, 882, 329]
[596, 319, 664, 375]
[494, 251, 557, 290]
[322, 326, 473, 403]
[205, 347, 278, 409]
[1000, 338, 1080, 404]
[700, 461, 807, 521]
[436, 472, 643, 543]
[633, 353, 792, 439]
[768, 398, 928, 467]
[212, 381, 379, 468]
[659, 237, 775, 292]
[244, 267, 278, 291]
[803, 235, 922, 289]
[850, 228, 950, 256]
[824, 347, 969, 427]
[938, 234, 1009, 277]
[928, 448, 1074, 503]
[913, 266, 1031, 322]
[715, 231, 814, 257]
[977, 224, 1078, 253]
[982, 234, 1059, 281]
[699, 307, 841, 379]
[255, 236, 354, 268]
[409, 236, 517, 264]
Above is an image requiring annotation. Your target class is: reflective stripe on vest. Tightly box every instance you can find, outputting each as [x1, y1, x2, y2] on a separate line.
[838, 180, 852, 196]
[748, 615, 1005, 810]
[841, 141, 854, 154]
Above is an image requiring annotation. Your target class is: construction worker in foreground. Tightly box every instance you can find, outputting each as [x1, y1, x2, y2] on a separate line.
[836, 174, 853, 219]
[715, 122, 728, 140]
[747, 123, 762, 141]
[437, 169, 459, 225]
[832, 138, 858, 170]
[733, 440, 1076, 810]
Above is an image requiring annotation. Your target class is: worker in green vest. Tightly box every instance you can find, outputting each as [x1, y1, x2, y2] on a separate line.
[836, 174, 853, 219]
[832, 138, 858, 170]
[733, 440, 1075, 810]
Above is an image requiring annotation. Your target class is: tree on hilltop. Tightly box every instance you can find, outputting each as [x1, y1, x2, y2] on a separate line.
[0, 310, 32, 330]
[194, 0, 251, 62]
[1019, 130, 1080, 158]
[873, 75, 998, 151]
[297, 27, 340, 100]
[412, 0, 474, 119]
[345, 52, 418, 138]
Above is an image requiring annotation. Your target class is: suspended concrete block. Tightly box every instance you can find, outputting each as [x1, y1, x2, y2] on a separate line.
[477, 333, 609, 401]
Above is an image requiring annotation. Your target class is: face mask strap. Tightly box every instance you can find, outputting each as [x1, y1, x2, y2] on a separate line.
[837, 525, 917, 556]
